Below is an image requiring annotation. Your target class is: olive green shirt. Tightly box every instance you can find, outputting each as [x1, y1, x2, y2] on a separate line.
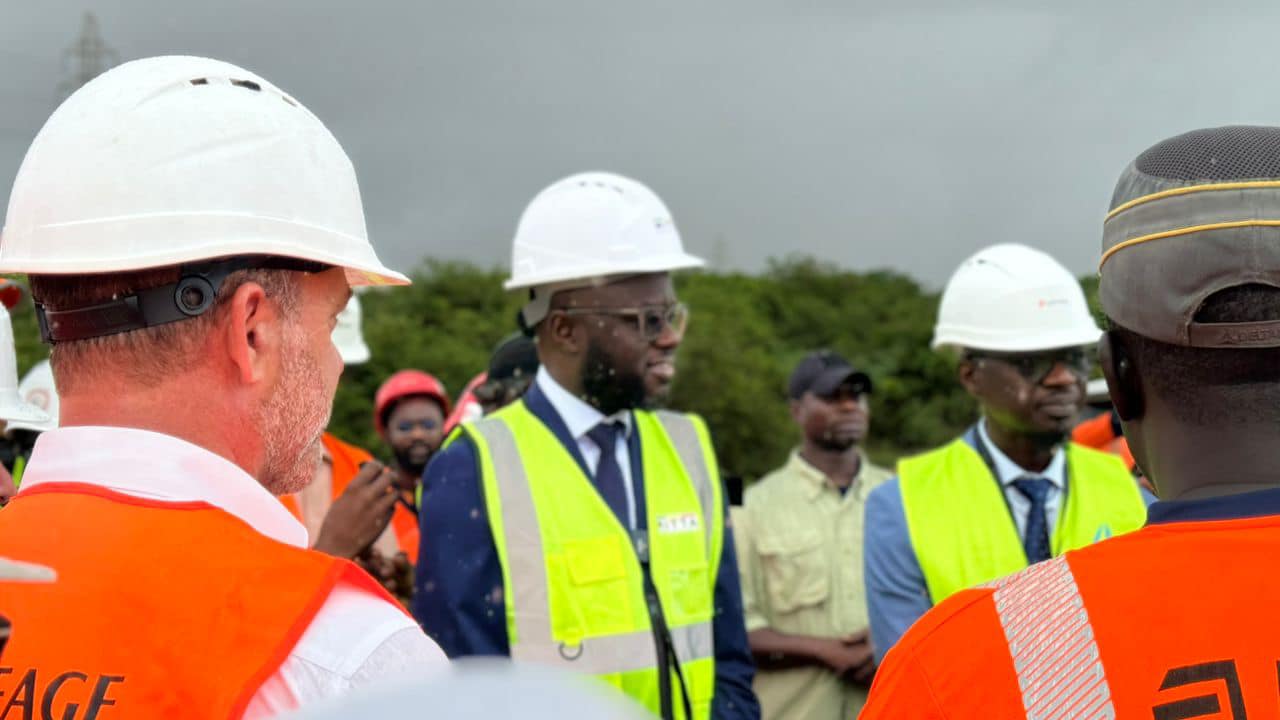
[735, 449, 892, 720]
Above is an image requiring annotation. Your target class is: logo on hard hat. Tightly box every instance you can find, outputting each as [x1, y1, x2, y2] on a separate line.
[25, 389, 49, 411]
[1037, 298, 1070, 309]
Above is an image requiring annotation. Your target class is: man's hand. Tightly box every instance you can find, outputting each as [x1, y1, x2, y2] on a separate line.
[389, 551, 413, 608]
[819, 629, 876, 687]
[312, 461, 398, 559]
[353, 549, 414, 608]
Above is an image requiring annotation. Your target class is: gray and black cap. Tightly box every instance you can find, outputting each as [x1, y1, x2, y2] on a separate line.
[1102, 126, 1280, 348]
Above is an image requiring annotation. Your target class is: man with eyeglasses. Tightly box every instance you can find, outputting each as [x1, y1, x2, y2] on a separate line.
[862, 243, 1151, 664]
[415, 172, 760, 720]
[373, 369, 450, 562]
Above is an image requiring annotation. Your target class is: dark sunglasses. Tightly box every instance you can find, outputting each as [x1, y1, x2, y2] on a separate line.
[559, 302, 689, 342]
[965, 347, 1091, 384]
[394, 418, 440, 433]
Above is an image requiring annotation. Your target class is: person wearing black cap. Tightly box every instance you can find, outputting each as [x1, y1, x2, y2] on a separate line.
[863, 126, 1280, 717]
[734, 351, 890, 720]
[474, 333, 541, 415]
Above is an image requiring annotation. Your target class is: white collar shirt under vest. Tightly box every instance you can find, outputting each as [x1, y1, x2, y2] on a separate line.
[976, 418, 1068, 540]
[535, 366, 638, 529]
[17, 425, 449, 719]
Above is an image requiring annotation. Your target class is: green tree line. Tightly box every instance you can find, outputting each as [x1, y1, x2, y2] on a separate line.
[7, 259, 1105, 482]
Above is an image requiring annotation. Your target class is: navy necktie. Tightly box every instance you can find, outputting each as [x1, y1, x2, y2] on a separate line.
[586, 421, 629, 526]
[1012, 477, 1053, 564]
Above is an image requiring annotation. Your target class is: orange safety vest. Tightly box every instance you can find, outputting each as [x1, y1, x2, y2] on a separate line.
[280, 433, 420, 563]
[861, 513, 1280, 718]
[1071, 411, 1136, 471]
[0, 482, 403, 719]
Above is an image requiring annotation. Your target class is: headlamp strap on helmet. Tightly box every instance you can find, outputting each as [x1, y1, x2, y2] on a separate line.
[35, 255, 328, 344]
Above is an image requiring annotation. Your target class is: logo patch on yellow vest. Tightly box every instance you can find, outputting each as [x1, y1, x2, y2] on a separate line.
[657, 512, 700, 534]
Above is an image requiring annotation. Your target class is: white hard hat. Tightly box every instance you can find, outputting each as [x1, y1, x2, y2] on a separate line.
[0, 308, 50, 428]
[0, 556, 55, 582]
[932, 243, 1102, 353]
[331, 295, 370, 366]
[1, 56, 407, 342]
[6, 360, 57, 434]
[506, 172, 704, 292]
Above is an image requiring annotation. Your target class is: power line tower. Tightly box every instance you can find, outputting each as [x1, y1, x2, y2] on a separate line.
[57, 12, 120, 99]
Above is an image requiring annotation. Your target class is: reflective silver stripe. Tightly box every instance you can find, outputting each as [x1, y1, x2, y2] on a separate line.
[474, 417, 715, 674]
[672, 618, 715, 665]
[512, 622, 714, 674]
[654, 411, 715, 558]
[469, 419, 555, 649]
[992, 557, 1115, 720]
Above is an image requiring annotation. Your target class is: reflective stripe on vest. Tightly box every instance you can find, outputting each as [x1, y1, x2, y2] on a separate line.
[653, 410, 718, 561]
[989, 557, 1116, 719]
[466, 405, 720, 719]
[899, 439, 1147, 604]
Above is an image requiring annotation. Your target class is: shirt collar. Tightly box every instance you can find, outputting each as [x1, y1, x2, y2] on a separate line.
[976, 419, 1066, 489]
[787, 449, 871, 501]
[535, 366, 632, 441]
[1146, 487, 1280, 525]
[18, 426, 309, 548]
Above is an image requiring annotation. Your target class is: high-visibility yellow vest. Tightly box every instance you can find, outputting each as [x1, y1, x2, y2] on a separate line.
[460, 402, 723, 720]
[898, 436, 1146, 604]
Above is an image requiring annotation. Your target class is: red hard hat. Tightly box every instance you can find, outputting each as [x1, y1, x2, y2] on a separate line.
[0, 279, 24, 310]
[374, 370, 451, 434]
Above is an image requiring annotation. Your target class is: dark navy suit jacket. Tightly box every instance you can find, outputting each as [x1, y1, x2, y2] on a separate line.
[413, 382, 760, 720]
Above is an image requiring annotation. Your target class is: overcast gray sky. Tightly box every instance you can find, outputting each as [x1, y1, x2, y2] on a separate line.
[2, 1, 1274, 287]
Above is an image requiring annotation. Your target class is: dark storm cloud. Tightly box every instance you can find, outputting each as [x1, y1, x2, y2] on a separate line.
[2, 1, 1276, 286]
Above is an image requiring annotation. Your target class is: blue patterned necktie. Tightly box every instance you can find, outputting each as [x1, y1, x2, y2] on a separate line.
[586, 421, 629, 526]
[1012, 477, 1053, 564]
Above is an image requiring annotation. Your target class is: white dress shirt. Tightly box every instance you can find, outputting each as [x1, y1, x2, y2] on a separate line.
[975, 419, 1067, 539]
[535, 367, 638, 529]
[18, 426, 448, 719]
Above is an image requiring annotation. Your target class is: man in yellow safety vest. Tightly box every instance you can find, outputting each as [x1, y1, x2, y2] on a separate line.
[414, 172, 760, 720]
[862, 243, 1151, 663]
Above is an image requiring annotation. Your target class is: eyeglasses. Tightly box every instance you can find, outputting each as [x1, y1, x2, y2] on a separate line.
[559, 302, 689, 342]
[966, 347, 1091, 384]
[394, 418, 440, 433]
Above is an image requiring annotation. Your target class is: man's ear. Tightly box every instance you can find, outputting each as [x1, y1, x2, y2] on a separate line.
[789, 398, 804, 426]
[1100, 330, 1143, 421]
[223, 281, 280, 386]
[544, 311, 584, 355]
[957, 357, 980, 396]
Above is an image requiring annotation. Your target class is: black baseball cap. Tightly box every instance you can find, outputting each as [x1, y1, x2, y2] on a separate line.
[488, 332, 540, 383]
[788, 350, 872, 400]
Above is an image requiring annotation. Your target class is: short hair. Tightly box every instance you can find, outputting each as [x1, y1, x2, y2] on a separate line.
[1113, 283, 1280, 424]
[31, 265, 302, 394]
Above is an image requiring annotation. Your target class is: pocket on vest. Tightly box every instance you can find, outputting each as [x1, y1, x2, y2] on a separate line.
[757, 529, 829, 614]
[561, 535, 634, 634]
